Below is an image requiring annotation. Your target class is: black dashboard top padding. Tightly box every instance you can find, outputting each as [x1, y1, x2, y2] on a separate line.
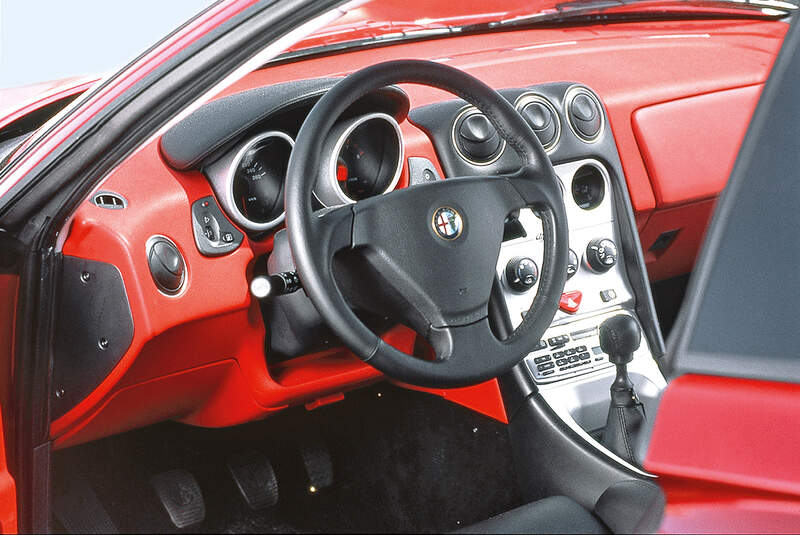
[52, 256, 134, 420]
[159, 78, 410, 171]
[663, 16, 800, 383]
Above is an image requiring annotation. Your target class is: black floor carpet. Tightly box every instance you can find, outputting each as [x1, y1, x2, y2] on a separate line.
[51, 383, 521, 533]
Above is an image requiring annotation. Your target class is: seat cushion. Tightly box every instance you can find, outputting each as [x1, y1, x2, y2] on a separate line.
[457, 495, 609, 534]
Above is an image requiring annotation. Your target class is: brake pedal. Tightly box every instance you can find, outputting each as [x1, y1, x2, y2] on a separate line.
[227, 451, 279, 510]
[150, 469, 205, 529]
[300, 438, 333, 493]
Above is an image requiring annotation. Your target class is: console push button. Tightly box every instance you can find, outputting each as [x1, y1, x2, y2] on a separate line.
[559, 290, 582, 314]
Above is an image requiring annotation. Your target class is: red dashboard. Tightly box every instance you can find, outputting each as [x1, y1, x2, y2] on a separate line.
[50, 17, 786, 448]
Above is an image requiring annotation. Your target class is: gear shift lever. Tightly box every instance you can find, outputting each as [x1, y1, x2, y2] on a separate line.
[598, 314, 646, 465]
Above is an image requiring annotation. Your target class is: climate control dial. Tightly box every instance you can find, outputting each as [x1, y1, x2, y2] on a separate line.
[505, 256, 539, 292]
[585, 239, 618, 273]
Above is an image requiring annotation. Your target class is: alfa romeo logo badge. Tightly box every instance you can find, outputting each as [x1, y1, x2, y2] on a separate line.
[432, 206, 463, 240]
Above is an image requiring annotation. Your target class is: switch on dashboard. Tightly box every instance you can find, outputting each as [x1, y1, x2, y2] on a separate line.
[191, 196, 244, 257]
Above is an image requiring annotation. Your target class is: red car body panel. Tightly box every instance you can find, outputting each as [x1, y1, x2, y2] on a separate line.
[645, 374, 800, 533]
[0, 276, 18, 534]
[0, 78, 95, 134]
[0, 1, 795, 532]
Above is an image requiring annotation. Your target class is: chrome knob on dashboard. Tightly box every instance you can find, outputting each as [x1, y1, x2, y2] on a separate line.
[505, 256, 539, 292]
[585, 238, 618, 273]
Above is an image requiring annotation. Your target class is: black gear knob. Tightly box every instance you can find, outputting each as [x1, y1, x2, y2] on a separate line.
[599, 315, 641, 365]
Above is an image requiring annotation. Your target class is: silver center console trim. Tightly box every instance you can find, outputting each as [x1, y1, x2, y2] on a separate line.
[497, 158, 665, 474]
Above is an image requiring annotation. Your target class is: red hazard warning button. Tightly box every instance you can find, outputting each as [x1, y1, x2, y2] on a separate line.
[559, 290, 582, 314]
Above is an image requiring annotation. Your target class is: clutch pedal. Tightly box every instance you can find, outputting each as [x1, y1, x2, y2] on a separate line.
[227, 451, 279, 510]
[150, 469, 205, 529]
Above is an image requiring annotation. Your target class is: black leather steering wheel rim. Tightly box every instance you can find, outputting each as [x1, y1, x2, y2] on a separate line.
[285, 60, 569, 388]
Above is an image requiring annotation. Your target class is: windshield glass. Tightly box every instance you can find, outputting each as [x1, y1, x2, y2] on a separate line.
[288, 0, 796, 54]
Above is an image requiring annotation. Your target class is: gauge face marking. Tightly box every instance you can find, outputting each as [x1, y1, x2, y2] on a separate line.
[432, 206, 463, 240]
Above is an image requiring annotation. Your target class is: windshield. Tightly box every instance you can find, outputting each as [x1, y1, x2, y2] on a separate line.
[288, 0, 796, 54]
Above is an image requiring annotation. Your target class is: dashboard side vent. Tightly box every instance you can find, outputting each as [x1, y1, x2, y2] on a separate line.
[92, 191, 127, 210]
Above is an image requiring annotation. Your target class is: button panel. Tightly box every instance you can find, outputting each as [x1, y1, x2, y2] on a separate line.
[525, 312, 633, 384]
[191, 196, 244, 257]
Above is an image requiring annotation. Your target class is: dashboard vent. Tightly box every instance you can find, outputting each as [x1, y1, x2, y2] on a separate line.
[452, 108, 504, 165]
[92, 191, 127, 210]
[566, 87, 604, 142]
[517, 94, 560, 151]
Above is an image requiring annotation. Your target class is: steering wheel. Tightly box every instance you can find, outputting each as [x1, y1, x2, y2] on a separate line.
[285, 60, 568, 388]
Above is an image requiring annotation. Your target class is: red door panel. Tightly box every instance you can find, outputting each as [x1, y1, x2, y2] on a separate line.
[646, 374, 800, 533]
[0, 275, 19, 534]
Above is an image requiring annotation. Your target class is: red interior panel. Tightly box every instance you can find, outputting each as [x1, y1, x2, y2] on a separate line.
[647, 374, 800, 532]
[633, 83, 763, 208]
[51, 18, 787, 446]
[647, 374, 800, 495]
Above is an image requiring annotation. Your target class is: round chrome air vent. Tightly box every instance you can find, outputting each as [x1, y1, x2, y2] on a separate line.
[565, 86, 604, 143]
[515, 93, 560, 152]
[451, 106, 505, 165]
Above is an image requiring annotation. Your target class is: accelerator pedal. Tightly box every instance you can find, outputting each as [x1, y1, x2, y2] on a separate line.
[300, 437, 333, 494]
[150, 469, 205, 529]
[227, 451, 279, 510]
[52, 470, 118, 534]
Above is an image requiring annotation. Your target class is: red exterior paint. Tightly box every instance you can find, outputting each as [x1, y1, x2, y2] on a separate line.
[0, 276, 18, 534]
[0, 78, 95, 133]
[646, 374, 800, 533]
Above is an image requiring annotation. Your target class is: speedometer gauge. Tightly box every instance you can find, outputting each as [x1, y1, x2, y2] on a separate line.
[231, 132, 293, 225]
[314, 112, 404, 207]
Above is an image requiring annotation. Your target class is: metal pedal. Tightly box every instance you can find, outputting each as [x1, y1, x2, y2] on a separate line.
[52, 470, 118, 534]
[300, 437, 333, 493]
[227, 451, 279, 510]
[150, 469, 205, 529]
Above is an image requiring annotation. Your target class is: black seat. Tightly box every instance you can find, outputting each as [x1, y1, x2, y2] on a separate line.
[457, 480, 665, 534]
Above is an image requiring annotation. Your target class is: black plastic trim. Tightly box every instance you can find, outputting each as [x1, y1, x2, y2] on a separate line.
[160, 80, 410, 170]
[507, 392, 652, 511]
[51, 256, 134, 420]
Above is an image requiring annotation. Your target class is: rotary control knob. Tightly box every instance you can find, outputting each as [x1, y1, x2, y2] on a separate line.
[505, 256, 539, 292]
[567, 248, 579, 279]
[585, 238, 618, 273]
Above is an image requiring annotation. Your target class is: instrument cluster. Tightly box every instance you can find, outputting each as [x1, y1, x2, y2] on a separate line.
[203, 111, 404, 233]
